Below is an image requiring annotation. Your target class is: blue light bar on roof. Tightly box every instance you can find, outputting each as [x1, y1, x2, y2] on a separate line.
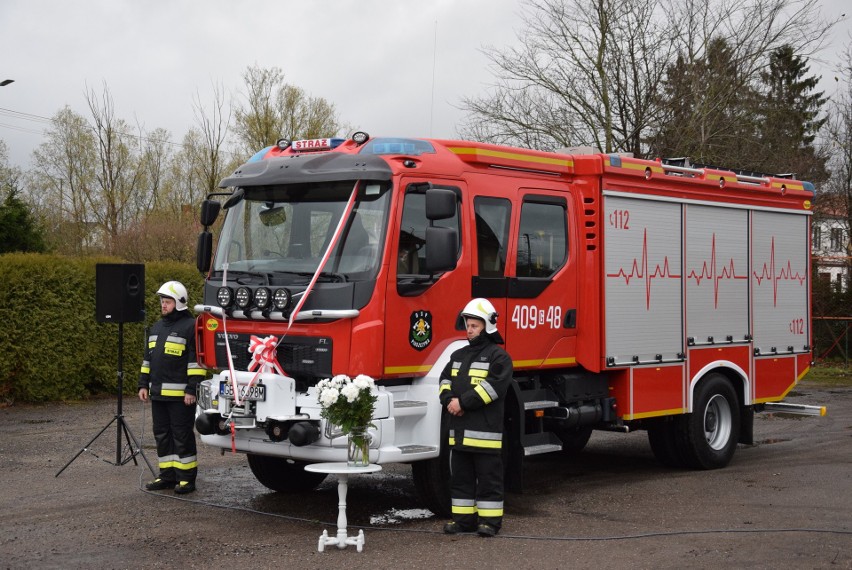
[360, 138, 435, 156]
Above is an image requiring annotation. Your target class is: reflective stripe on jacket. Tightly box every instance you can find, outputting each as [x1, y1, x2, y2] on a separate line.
[439, 335, 513, 453]
[138, 309, 203, 400]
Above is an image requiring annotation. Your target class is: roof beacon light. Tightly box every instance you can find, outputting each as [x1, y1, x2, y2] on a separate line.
[276, 138, 291, 150]
[352, 131, 370, 145]
[291, 138, 344, 152]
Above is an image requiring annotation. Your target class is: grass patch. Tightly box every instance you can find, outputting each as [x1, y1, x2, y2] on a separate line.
[801, 365, 852, 387]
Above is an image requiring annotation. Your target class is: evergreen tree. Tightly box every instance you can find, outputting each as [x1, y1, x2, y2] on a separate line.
[0, 141, 46, 253]
[648, 38, 762, 168]
[0, 186, 47, 254]
[649, 43, 828, 180]
[757, 45, 828, 183]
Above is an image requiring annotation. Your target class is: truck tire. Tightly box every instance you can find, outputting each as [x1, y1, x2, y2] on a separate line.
[411, 413, 451, 517]
[246, 454, 327, 492]
[647, 418, 686, 468]
[675, 373, 740, 469]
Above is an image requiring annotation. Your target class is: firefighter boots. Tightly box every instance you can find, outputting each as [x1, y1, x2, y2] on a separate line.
[443, 522, 475, 534]
[145, 478, 175, 491]
[477, 523, 498, 537]
[175, 481, 196, 494]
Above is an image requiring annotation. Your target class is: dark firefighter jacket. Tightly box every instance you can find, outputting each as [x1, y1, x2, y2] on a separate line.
[138, 309, 205, 400]
[439, 334, 514, 453]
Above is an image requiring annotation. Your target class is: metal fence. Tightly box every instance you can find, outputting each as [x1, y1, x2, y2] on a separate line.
[813, 317, 851, 366]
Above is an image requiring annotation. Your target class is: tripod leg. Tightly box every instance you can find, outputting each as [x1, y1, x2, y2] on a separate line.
[119, 416, 139, 466]
[55, 416, 119, 477]
[118, 415, 157, 476]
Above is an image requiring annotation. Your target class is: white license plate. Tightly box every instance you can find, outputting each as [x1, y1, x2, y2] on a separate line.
[220, 383, 266, 401]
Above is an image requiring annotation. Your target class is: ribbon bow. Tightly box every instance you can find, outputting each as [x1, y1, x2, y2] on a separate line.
[247, 335, 286, 376]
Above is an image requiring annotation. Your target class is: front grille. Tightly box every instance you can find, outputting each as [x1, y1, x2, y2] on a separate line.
[214, 333, 332, 379]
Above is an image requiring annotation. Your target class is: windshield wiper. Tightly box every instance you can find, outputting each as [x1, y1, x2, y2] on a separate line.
[214, 269, 270, 284]
[287, 271, 348, 283]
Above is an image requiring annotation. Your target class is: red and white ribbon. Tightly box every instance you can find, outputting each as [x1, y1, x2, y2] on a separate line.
[248, 335, 285, 376]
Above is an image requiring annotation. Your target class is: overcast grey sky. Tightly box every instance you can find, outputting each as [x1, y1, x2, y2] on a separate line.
[1, 0, 849, 169]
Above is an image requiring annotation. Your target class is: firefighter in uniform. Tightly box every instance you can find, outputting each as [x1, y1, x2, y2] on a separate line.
[138, 281, 205, 494]
[439, 298, 513, 537]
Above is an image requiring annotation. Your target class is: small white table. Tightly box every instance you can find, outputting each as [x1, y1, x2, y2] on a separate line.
[305, 462, 382, 552]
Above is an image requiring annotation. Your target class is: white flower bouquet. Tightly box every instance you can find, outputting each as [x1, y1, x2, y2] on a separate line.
[316, 374, 378, 434]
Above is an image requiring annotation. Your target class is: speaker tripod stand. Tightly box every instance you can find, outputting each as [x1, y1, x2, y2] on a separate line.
[56, 322, 155, 477]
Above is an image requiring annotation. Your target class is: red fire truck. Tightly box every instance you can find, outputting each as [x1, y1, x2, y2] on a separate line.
[193, 132, 816, 515]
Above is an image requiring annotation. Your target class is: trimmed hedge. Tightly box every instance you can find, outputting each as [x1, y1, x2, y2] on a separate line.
[0, 253, 203, 403]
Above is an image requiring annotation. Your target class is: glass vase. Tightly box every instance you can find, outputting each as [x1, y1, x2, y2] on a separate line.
[347, 426, 371, 467]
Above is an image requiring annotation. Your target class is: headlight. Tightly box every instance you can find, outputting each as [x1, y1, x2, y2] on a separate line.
[273, 288, 291, 311]
[235, 286, 252, 309]
[254, 287, 271, 309]
[216, 287, 233, 308]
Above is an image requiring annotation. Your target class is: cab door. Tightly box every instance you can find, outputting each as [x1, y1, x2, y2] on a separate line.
[382, 179, 471, 377]
[503, 190, 578, 371]
[469, 195, 512, 339]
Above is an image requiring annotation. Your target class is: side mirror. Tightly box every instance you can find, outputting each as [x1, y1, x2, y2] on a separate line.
[424, 226, 458, 273]
[425, 188, 456, 221]
[197, 231, 213, 274]
[199, 199, 221, 227]
[222, 187, 245, 210]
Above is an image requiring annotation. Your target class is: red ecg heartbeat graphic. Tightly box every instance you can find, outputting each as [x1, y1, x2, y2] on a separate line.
[686, 233, 748, 308]
[607, 228, 681, 309]
[752, 236, 806, 306]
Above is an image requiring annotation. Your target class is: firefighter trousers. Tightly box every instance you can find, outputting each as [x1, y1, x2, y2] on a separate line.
[450, 449, 504, 530]
[151, 399, 198, 484]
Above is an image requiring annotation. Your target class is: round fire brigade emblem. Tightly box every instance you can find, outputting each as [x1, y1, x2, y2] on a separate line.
[409, 310, 433, 351]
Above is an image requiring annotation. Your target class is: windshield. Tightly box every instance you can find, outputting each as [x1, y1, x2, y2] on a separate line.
[213, 180, 391, 284]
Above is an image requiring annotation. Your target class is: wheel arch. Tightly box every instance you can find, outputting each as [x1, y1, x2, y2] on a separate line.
[688, 361, 749, 412]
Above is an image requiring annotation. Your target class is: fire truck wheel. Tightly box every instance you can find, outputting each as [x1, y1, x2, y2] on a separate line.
[676, 373, 740, 470]
[647, 418, 687, 468]
[246, 454, 327, 492]
[557, 426, 593, 454]
[411, 412, 452, 517]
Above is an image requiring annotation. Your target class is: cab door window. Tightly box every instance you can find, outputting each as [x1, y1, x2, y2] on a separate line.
[474, 196, 511, 277]
[516, 197, 567, 278]
[397, 185, 460, 277]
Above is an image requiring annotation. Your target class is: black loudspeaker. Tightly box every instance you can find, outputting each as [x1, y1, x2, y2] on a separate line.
[96, 263, 145, 323]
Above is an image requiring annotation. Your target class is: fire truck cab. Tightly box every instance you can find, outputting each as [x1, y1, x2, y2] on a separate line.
[194, 133, 815, 515]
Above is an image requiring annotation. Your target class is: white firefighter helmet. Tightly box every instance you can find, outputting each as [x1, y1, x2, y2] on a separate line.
[157, 281, 188, 311]
[461, 298, 499, 335]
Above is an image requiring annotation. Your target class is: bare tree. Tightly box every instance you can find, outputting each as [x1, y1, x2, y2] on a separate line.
[29, 107, 98, 254]
[163, 83, 238, 219]
[460, 0, 674, 155]
[85, 83, 148, 254]
[823, 44, 852, 287]
[649, 0, 835, 161]
[191, 82, 236, 201]
[134, 126, 172, 222]
[233, 65, 342, 155]
[29, 85, 173, 256]
[666, 0, 833, 82]
[460, 0, 835, 157]
[0, 140, 20, 197]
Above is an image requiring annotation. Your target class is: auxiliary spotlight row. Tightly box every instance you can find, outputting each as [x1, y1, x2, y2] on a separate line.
[216, 286, 292, 312]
